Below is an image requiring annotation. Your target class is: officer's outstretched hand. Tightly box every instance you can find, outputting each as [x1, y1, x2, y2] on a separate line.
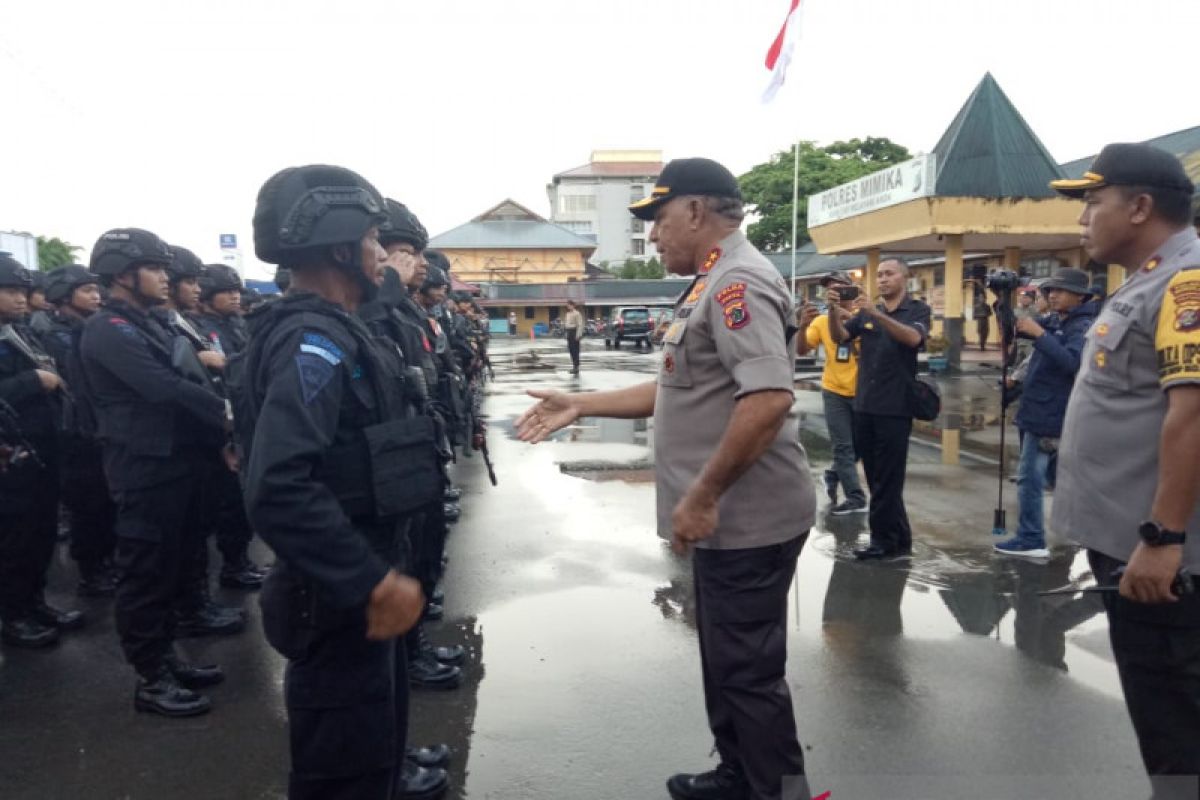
[515, 389, 580, 443]
[366, 570, 426, 640]
[1120, 543, 1183, 604]
[671, 486, 719, 555]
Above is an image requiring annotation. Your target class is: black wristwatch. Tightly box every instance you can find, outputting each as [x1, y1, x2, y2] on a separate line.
[1138, 520, 1187, 546]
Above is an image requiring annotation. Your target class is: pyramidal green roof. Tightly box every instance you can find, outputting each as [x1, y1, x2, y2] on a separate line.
[931, 73, 1064, 198]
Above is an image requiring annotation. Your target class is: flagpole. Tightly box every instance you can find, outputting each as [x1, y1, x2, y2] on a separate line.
[790, 139, 799, 302]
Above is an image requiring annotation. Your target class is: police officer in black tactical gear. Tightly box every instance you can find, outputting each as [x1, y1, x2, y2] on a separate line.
[159, 245, 249, 632]
[0, 254, 84, 648]
[26, 268, 53, 336]
[42, 264, 119, 598]
[157, 248, 254, 624]
[361, 199, 466, 691]
[191, 262, 265, 590]
[238, 164, 447, 800]
[81, 228, 231, 717]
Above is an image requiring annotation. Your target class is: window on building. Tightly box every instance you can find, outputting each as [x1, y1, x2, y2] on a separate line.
[631, 239, 646, 256]
[630, 184, 645, 201]
[524, 306, 535, 319]
[630, 218, 644, 234]
[560, 220, 593, 234]
[559, 194, 596, 214]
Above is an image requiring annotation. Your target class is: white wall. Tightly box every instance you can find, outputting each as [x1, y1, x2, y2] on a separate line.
[0, 231, 39, 270]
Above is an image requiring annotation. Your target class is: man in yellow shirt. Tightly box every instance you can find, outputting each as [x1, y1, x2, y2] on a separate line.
[797, 272, 867, 514]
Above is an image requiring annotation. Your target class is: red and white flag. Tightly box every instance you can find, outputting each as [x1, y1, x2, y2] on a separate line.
[762, 0, 803, 104]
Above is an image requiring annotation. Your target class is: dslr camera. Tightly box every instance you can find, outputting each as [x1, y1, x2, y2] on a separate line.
[985, 269, 1021, 294]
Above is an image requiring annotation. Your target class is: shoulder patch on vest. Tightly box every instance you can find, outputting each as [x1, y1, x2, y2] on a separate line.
[295, 352, 338, 405]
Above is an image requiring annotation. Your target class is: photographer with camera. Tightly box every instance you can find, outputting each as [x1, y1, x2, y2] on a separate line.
[993, 269, 1096, 559]
[829, 258, 930, 561]
[797, 272, 867, 515]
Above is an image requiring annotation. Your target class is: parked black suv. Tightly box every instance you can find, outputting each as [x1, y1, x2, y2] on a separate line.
[605, 306, 652, 349]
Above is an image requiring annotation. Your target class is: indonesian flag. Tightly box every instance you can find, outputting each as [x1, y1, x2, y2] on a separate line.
[762, 0, 803, 104]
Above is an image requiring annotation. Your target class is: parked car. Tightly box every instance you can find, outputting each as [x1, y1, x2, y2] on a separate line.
[605, 306, 653, 349]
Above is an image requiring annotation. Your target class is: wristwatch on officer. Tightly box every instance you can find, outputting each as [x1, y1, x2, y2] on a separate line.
[1138, 520, 1187, 547]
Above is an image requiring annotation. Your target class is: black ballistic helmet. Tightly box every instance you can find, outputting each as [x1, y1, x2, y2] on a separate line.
[421, 264, 449, 292]
[273, 266, 292, 292]
[44, 265, 99, 304]
[89, 228, 173, 276]
[0, 253, 33, 290]
[253, 165, 387, 265]
[423, 249, 451, 276]
[167, 245, 205, 283]
[200, 264, 243, 300]
[28, 270, 46, 292]
[379, 199, 429, 251]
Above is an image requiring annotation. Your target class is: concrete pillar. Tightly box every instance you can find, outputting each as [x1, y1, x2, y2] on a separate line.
[944, 234, 965, 371]
[942, 426, 960, 466]
[866, 248, 880, 297]
[1003, 246, 1021, 272]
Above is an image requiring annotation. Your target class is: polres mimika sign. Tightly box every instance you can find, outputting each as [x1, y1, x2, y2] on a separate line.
[807, 155, 938, 228]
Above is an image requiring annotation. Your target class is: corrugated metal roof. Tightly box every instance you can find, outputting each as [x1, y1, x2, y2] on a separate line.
[1059, 125, 1200, 195]
[764, 242, 867, 281]
[931, 73, 1064, 198]
[429, 219, 597, 251]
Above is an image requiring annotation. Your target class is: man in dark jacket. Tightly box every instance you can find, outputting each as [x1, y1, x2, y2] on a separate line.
[995, 268, 1097, 558]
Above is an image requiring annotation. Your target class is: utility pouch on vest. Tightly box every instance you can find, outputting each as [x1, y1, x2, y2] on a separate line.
[318, 416, 441, 521]
[364, 415, 441, 517]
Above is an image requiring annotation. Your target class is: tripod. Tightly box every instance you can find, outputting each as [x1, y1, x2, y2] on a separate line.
[991, 293, 1018, 537]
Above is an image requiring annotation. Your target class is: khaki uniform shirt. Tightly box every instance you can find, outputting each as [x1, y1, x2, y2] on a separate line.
[1052, 228, 1200, 571]
[564, 309, 585, 332]
[654, 230, 816, 550]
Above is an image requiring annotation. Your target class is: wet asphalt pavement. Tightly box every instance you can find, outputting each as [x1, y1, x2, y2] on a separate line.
[0, 337, 1151, 799]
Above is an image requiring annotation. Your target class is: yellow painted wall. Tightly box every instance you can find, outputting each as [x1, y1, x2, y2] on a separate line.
[441, 248, 589, 284]
[489, 305, 552, 337]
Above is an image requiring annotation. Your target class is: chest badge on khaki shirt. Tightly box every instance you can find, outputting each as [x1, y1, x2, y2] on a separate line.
[1096, 323, 1110, 337]
[663, 353, 676, 374]
[686, 280, 707, 304]
[1095, 350, 1107, 369]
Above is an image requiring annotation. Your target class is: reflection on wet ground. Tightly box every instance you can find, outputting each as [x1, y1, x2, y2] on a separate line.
[0, 337, 1147, 800]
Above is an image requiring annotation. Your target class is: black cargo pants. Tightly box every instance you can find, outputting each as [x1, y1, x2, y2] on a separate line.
[0, 447, 59, 621]
[61, 439, 116, 573]
[1090, 551, 1200, 800]
[693, 533, 811, 800]
[112, 466, 208, 676]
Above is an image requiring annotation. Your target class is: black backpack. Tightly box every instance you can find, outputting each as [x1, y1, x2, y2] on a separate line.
[909, 375, 941, 421]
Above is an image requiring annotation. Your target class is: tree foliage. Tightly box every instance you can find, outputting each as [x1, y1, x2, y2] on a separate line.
[36, 236, 81, 271]
[614, 257, 664, 279]
[739, 137, 910, 252]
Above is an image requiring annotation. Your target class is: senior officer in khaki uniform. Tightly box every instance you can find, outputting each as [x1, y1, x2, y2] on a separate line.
[1050, 143, 1200, 798]
[517, 158, 816, 800]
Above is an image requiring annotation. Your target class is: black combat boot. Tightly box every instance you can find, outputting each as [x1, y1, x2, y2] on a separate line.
[415, 622, 465, 666]
[0, 617, 60, 648]
[134, 669, 212, 717]
[667, 764, 750, 800]
[219, 557, 265, 590]
[405, 744, 451, 768]
[164, 652, 226, 689]
[31, 599, 85, 631]
[398, 759, 449, 799]
[406, 634, 462, 691]
[175, 602, 246, 638]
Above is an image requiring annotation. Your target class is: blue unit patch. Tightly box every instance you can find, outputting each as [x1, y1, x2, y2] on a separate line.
[296, 352, 337, 405]
[300, 332, 343, 365]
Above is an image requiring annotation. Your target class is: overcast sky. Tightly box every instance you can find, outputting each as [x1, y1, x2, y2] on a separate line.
[2, 0, 1196, 279]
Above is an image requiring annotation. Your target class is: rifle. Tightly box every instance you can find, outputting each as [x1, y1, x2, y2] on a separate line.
[0, 398, 44, 470]
[474, 426, 498, 486]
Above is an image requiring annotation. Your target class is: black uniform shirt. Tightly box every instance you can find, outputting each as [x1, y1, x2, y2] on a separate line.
[241, 294, 398, 610]
[80, 300, 226, 490]
[843, 294, 931, 417]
